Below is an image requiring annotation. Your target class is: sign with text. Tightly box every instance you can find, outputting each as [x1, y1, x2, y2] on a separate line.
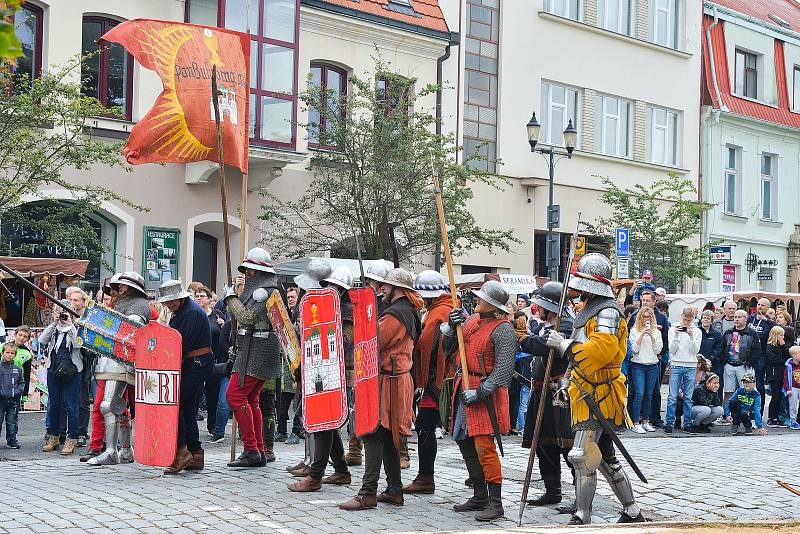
[615, 228, 629, 258]
[758, 271, 774, 281]
[710, 245, 732, 264]
[616, 258, 629, 278]
[722, 264, 736, 292]
[143, 226, 180, 289]
[499, 274, 538, 294]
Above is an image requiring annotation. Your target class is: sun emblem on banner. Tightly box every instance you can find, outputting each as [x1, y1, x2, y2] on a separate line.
[144, 375, 157, 395]
[136, 23, 215, 160]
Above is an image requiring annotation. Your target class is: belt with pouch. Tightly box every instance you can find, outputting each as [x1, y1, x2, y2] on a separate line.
[237, 329, 271, 338]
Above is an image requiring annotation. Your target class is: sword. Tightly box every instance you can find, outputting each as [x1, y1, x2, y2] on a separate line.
[570, 376, 648, 484]
[512, 370, 531, 388]
[479, 377, 504, 457]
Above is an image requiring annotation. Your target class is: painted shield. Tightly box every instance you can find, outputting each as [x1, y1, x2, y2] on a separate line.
[266, 289, 302, 381]
[350, 287, 380, 438]
[133, 321, 182, 467]
[77, 301, 140, 365]
[300, 288, 348, 433]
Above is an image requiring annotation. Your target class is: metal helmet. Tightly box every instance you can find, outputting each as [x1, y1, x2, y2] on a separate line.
[364, 259, 394, 283]
[294, 258, 333, 290]
[239, 247, 276, 274]
[413, 270, 448, 299]
[473, 280, 509, 313]
[383, 268, 414, 290]
[532, 281, 563, 314]
[323, 265, 354, 291]
[111, 272, 147, 297]
[568, 253, 614, 299]
[156, 279, 192, 303]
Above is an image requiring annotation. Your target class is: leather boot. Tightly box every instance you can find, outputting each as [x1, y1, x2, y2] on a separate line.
[288, 476, 322, 492]
[255, 452, 267, 467]
[264, 447, 276, 463]
[338, 494, 377, 511]
[475, 483, 504, 522]
[346, 435, 362, 466]
[60, 439, 77, 456]
[80, 449, 102, 462]
[399, 436, 410, 469]
[321, 472, 352, 485]
[186, 449, 205, 470]
[227, 449, 263, 468]
[164, 447, 193, 475]
[376, 488, 404, 506]
[403, 474, 435, 494]
[527, 480, 562, 506]
[42, 435, 60, 452]
[290, 464, 311, 477]
[286, 460, 307, 472]
[453, 480, 488, 512]
[556, 501, 577, 515]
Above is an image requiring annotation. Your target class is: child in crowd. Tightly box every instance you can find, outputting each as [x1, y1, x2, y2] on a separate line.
[784, 346, 800, 430]
[725, 373, 767, 436]
[690, 373, 722, 432]
[0, 341, 26, 448]
[12, 326, 32, 403]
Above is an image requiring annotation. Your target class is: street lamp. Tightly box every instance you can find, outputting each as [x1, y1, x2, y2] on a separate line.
[526, 111, 577, 281]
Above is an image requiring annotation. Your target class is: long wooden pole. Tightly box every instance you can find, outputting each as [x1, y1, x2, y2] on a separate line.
[431, 167, 469, 389]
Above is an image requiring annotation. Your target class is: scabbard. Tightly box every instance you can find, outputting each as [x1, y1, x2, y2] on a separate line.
[481, 382, 504, 457]
[389, 356, 400, 451]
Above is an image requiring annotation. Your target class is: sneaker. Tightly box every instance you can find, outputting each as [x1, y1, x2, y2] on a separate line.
[76, 435, 87, 447]
[207, 434, 225, 444]
[631, 424, 646, 434]
[642, 422, 656, 432]
[7, 441, 20, 449]
[744, 427, 753, 436]
[651, 420, 665, 429]
[790, 422, 800, 430]
[286, 433, 300, 445]
[778, 419, 790, 428]
[767, 419, 780, 428]
[274, 432, 288, 443]
[730, 424, 740, 435]
[713, 417, 729, 426]
[664, 425, 673, 434]
[684, 426, 697, 435]
[434, 427, 444, 439]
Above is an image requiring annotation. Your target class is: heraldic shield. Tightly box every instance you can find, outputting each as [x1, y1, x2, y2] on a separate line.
[266, 289, 301, 377]
[133, 322, 182, 467]
[349, 287, 380, 438]
[77, 301, 139, 365]
[300, 288, 348, 433]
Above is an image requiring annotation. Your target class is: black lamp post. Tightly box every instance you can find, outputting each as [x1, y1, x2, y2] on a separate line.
[526, 112, 577, 281]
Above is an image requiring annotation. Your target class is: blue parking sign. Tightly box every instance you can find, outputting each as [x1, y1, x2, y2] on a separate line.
[615, 228, 629, 258]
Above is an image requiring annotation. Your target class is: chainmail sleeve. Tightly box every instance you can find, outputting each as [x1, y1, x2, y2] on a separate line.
[486, 321, 517, 389]
[226, 296, 259, 326]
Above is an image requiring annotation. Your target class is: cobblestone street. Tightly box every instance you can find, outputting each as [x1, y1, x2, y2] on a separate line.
[0, 413, 798, 532]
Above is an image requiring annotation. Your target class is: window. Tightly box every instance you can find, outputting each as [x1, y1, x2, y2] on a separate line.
[735, 49, 758, 99]
[761, 154, 777, 220]
[546, 0, 581, 21]
[793, 67, 800, 111]
[723, 145, 741, 215]
[12, 3, 43, 83]
[81, 17, 134, 119]
[185, 0, 219, 26]
[650, 0, 678, 49]
[540, 82, 580, 148]
[645, 105, 679, 166]
[600, 0, 633, 35]
[597, 95, 631, 157]
[222, 0, 299, 147]
[308, 64, 347, 148]
[376, 76, 409, 118]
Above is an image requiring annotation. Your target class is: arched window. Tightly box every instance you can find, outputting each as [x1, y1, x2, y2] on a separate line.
[81, 16, 134, 119]
[308, 63, 347, 148]
[12, 2, 43, 84]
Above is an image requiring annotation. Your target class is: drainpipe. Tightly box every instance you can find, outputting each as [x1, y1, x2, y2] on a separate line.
[706, 5, 729, 112]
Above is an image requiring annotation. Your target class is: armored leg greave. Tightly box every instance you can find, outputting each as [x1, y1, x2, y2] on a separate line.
[88, 380, 128, 466]
[598, 458, 641, 518]
[567, 429, 600, 524]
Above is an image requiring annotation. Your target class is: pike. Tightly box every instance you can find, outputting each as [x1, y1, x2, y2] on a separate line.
[517, 214, 581, 526]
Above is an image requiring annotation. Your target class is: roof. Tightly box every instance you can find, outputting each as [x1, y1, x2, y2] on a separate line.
[701, 14, 800, 128]
[304, 0, 449, 36]
[0, 256, 89, 279]
[708, 0, 800, 33]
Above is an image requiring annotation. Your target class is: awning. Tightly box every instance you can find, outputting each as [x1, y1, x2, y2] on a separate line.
[274, 257, 379, 278]
[0, 256, 90, 279]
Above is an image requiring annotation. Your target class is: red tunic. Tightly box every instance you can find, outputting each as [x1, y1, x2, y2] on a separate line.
[413, 295, 455, 408]
[451, 315, 510, 437]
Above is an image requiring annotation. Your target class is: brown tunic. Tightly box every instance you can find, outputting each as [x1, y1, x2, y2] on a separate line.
[378, 314, 414, 437]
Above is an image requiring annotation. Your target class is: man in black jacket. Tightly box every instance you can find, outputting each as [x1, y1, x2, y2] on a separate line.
[721, 309, 761, 407]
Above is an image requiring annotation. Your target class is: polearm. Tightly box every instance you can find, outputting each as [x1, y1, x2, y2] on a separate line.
[211, 65, 240, 462]
[0, 261, 79, 317]
[517, 213, 581, 526]
[430, 163, 469, 390]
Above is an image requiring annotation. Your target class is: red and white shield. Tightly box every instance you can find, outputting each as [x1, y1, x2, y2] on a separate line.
[133, 321, 182, 467]
[350, 287, 380, 438]
[300, 288, 348, 433]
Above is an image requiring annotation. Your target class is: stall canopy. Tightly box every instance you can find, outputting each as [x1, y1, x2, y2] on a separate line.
[0, 256, 89, 279]
[274, 257, 378, 278]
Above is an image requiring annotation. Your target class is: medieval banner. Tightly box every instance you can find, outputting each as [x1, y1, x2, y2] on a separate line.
[299, 288, 348, 433]
[266, 289, 301, 378]
[77, 301, 139, 365]
[133, 321, 182, 467]
[349, 287, 380, 438]
[102, 19, 250, 172]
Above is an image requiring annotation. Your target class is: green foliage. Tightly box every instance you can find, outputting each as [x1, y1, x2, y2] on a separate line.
[0, 56, 144, 265]
[259, 60, 518, 263]
[582, 174, 716, 291]
[0, 1, 23, 62]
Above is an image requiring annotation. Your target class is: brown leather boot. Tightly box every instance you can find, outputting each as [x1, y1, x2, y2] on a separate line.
[345, 435, 362, 466]
[377, 489, 404, 506]
[288, 476, 322, 492]
[403, 474, 435, 494]
[164, 447, 193, 475]
[42, 435, 60, 452]
[321, 472, 352, 485]
[264, 447, 276, 463]
[338, 494, 377, 511]
[399, 436, 410, 469]
[185, 449, 204, 470]
[289, 464, 311, 477]
[286, 460, 307, 472]
[60, 439, 77, 456]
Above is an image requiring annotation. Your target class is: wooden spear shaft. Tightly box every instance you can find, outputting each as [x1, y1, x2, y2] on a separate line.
[431, 170, 469, 389]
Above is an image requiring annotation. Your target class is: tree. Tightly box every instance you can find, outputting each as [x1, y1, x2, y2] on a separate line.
[0, 56, 143, 265]
[582, 175, 715, 292]
[258, 61, 518, 264]
[0, 1, 22, 62]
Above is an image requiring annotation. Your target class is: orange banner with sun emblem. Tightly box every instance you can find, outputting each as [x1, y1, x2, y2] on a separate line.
[102, 19, 249, 173]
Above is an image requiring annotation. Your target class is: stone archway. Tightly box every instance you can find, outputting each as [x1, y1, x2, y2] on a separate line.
[185, 213, 242, 290]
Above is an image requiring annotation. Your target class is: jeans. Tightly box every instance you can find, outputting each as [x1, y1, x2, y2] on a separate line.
[0, 397, 19, 444]
[651, 355, 668, 422]
[517, 385, 531, 431]
[214, 376, 231, 437]
[629, 362, 659, 423]
[729, 399, 754, 429]
[46, 368, 82, 439]
[666, 365, 695, 428]
[177, 355, 213, 452]
[204, 374, 222, 434]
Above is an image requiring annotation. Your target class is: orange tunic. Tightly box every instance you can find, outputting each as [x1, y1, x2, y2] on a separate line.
[413, 295, 456, 399]
[378, 314, 414, 437]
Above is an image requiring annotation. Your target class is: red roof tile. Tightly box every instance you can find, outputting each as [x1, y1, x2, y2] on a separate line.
[316, 0, 449, 34]
[710, 0, 800, 33]
[702, 14, 800, 128]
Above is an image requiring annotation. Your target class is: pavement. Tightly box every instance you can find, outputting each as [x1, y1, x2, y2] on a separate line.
[0, 410, 799, 533]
